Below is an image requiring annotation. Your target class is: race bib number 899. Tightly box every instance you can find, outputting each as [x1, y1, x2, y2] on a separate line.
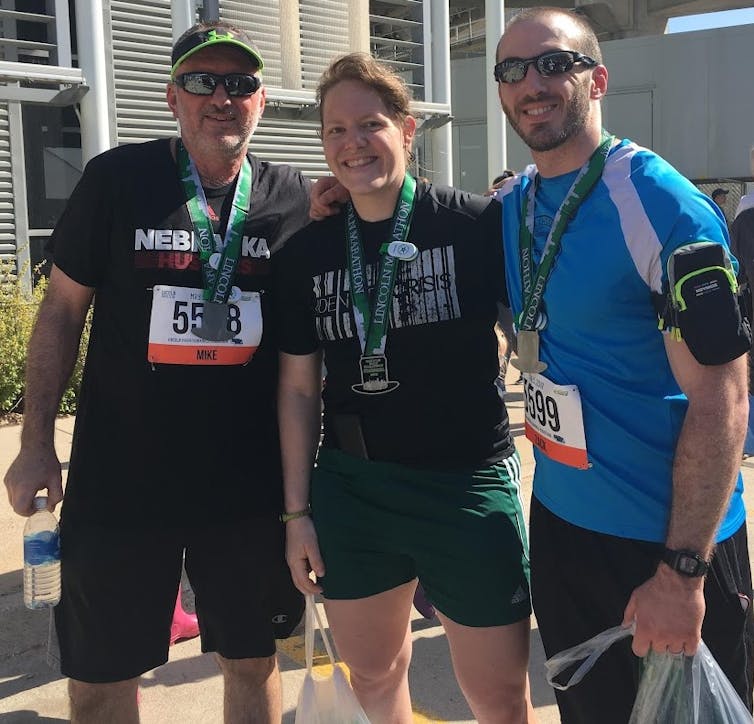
[148, 285, 262, 365]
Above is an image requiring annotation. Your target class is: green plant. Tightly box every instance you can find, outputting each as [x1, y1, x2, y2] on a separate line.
[0, 258, 90, 416]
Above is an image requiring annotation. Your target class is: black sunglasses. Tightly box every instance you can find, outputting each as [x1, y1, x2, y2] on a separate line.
[174, 72, 262, 97]
[493, 50, 597, 84]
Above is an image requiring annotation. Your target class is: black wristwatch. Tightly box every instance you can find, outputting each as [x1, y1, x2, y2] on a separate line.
[661, 547, 710, 578]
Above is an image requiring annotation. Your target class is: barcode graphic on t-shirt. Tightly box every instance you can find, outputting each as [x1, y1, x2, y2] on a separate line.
[313, 245, 461, 342]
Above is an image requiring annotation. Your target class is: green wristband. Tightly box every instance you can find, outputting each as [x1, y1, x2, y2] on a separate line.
[280, 506, 311, 523]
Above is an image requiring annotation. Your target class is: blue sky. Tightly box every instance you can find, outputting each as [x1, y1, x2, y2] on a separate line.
[667, 7, 754, 32]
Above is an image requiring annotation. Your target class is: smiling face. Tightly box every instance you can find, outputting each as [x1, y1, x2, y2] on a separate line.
[496, 14, 607, 173]
[320, 79, 416, 219]
[166, 44, 265, 164]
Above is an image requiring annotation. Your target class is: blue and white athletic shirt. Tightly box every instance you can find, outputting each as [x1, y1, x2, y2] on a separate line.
[499, 138, 745, 543]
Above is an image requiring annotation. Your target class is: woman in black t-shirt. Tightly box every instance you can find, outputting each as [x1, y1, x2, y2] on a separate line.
[275, 53, 533, 723]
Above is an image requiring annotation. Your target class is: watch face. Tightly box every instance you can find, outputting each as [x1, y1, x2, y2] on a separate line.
[663, 548, 708, 577]
[678, 555, 701, 576]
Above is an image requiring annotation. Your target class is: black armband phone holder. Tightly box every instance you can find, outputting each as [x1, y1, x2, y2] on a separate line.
[656, 241, 751, 365]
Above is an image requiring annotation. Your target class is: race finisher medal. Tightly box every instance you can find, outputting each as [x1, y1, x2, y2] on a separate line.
[348, 175, 418, 395]
[196, 300, 233, 341]
[513, 330, 547, 374]
[513, 132, 615, 374]
[358, 353, 396, 393]
[176, 140, 252, 342]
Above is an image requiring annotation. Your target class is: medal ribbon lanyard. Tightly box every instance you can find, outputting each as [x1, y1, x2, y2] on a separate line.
[346, 174, 417, 355]
[177, 140, 252, 303]
[518, 132, 614, 331]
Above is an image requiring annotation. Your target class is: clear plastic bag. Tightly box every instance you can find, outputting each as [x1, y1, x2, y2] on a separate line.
[294, 594, 371, 724]
[630, 641, 752, 723]
[545, 623, 634, 691]
[545, 625, 752, 723]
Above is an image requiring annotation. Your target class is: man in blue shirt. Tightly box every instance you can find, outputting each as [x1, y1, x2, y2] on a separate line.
[495, 7, 752, 722]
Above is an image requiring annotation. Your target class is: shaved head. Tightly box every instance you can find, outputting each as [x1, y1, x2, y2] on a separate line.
[497, 7, 602, 64]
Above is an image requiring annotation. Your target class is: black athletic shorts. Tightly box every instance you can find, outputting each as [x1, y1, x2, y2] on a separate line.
[530, 497, 754, 724]
[54, 514, 304, 683]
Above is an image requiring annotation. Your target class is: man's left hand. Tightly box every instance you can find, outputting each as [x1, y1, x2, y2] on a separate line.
[310, 176, 348, 220]
[623, 563, 705, 656]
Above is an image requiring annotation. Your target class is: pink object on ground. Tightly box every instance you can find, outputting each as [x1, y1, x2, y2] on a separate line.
[170, 588, 199, 645]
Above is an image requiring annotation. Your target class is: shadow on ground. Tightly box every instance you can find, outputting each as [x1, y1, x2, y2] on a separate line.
[0, 569, 64, 702]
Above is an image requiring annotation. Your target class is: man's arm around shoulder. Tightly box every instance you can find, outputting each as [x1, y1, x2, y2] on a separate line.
[4, 264, 94, 516]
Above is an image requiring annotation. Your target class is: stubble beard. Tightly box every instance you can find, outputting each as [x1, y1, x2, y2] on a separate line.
[192, 113, 259, 161]
[209, 124, 253, 158]
[504, 83, 590, 153]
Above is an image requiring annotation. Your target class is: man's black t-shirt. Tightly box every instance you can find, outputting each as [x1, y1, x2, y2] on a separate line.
[50, 139, 311, 527]
[274, 182, 514, 468]
[731, 207, 754, 390]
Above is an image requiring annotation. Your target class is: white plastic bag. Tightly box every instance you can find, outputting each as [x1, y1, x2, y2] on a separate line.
[545, 625, 752, 723]
[294, 594, 371, 724]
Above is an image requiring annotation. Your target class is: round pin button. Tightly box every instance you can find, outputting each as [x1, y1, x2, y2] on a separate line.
[386, 241, 419, 261]
[208, 252, 222, 270]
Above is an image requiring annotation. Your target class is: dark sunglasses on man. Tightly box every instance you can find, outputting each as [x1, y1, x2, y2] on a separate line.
[174, 72, 262, 97]
[493, 50, 597, 84]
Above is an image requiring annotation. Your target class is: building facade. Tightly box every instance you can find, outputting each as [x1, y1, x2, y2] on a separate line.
[2, 0, 452, 290]
[451, 18, 754, 198]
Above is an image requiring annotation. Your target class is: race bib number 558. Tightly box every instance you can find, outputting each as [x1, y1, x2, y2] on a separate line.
[523, 373, 589, 469]
[148, 285, 262, 365]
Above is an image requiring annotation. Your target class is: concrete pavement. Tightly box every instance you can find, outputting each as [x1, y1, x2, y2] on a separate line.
[1, 373, 753, 722]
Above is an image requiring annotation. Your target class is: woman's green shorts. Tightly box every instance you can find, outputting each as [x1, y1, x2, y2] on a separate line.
[311, 448, 531, 627]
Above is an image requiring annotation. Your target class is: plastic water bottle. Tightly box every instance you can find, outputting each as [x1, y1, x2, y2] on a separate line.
[23, 496, 61, 609]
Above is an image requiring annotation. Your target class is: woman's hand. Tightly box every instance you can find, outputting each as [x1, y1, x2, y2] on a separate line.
[285, 515, 325, 594]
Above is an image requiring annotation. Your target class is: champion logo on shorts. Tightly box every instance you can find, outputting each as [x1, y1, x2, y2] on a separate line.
[510, 586, 529, 605]
[271, 614, 288, 624]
